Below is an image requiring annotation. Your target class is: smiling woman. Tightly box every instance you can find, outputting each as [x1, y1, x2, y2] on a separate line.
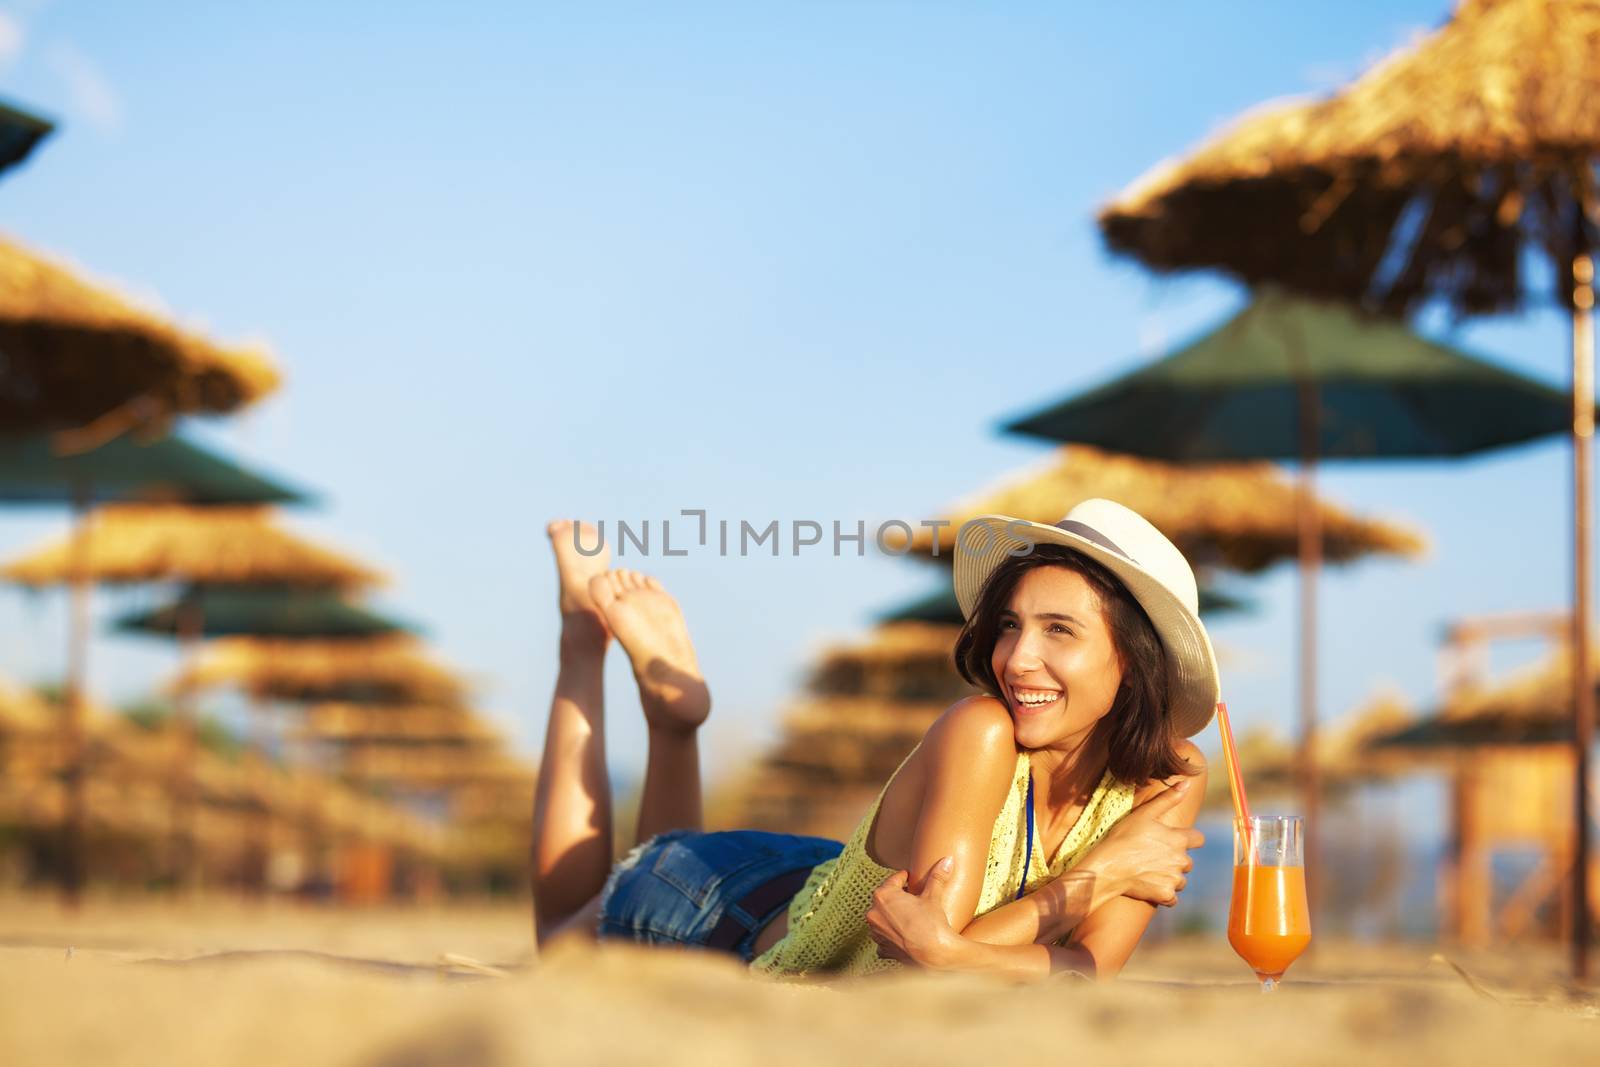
[530, 499, 1215, 982]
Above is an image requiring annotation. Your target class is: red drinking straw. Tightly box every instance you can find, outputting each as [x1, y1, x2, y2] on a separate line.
[1214, 701, 1253, 842]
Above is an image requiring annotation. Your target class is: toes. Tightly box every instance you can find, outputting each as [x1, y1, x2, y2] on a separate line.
[547, 519, 571, 541]
[588, 569, 667, 609]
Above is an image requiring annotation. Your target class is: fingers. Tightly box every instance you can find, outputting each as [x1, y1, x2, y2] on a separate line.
[1184, 828, 1205, 850]
[919, 856, 956, 900]
[1152, 878, 1184, 907]
[1132, 778, 1191, 821]
[873, 870, 909, 902]
[1126, 867, 1193, 907]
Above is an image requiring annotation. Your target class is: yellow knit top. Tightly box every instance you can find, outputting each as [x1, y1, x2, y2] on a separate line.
[749, 746, 1135, 978]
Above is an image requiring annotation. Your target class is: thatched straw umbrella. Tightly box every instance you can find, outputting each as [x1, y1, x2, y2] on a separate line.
[0, 235, 280, 437]
[893, 445, 1422, 572]
[1382, 646, 1599, 750]
[1, 504, 385, 888]
[0, 100, 53, 178]
[173, 635, 470, 706]
[296, 703, 496, 742]
[805, 622, 975, 705]
[1, 505, 383, 588]
[1098, 0, 1600, 974]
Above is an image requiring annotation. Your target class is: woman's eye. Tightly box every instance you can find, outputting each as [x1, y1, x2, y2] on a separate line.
[999, 619, 1018, 630]
[1049, 624, 1072, 635]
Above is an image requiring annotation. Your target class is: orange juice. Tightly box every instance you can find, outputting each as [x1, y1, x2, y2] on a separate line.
[1227, 864, 1311, 981]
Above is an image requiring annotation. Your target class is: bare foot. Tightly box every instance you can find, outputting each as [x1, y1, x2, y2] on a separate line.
[588, 570, 710, 733]
[548, 520, 611, 648]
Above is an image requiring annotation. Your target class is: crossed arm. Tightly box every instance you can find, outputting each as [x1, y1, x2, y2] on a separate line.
[863, 697, 1208, 981]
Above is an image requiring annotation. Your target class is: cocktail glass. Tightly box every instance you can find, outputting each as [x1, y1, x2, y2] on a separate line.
[1228, 814, 1311, 990]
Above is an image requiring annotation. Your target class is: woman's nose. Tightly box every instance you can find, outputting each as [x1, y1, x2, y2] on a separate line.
[1004, 630, 1045, 671]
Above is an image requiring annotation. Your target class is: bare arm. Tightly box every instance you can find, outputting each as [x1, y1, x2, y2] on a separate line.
[958, 864, 1118, 947]
[867, 745, 1209, 980]
[1060, 751, 1207, 978]
[869, 696, 1024, 932]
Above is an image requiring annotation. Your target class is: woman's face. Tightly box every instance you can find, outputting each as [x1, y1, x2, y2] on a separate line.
[990, 565, 1125, 751]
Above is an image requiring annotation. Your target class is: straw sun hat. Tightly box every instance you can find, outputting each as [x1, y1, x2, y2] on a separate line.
[952, 498, 1220, 738]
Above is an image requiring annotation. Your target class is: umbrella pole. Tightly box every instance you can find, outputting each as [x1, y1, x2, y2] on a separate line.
[174, 598, 203, 894]
[1296, 379, 1323, 925]
[61, 481, 91, 909]
[250, 692, 273, 897]
[1571, 253, 1595, 982]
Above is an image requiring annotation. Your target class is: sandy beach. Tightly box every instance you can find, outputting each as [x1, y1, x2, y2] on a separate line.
[2, 895, 1593, 1067]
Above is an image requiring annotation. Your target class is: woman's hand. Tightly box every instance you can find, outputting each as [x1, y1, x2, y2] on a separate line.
[864, 857, 966, 967]
[1079, 778, 1204, 908]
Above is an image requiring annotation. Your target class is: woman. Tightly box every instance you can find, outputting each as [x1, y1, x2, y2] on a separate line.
[532, 498, 1213, 981]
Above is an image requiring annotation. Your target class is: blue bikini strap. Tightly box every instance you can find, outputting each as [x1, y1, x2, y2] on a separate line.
[1016, 771, 1035, 901]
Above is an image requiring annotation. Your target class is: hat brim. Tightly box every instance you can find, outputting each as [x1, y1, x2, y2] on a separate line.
[951, 516, 1220, 739]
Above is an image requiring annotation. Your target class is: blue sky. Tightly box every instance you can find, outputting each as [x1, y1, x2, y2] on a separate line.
[0, 2, 1583, 824]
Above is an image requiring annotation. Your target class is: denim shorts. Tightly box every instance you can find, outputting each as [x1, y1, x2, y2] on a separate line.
[596, 829, 843, 962]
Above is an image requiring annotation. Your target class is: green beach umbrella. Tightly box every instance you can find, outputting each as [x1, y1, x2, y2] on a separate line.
[113, 585, 411, 641]
[0, 100, 53, 177]
[1006, 290, 1586, 460]
[1004, 290, 1579, 919]
[0, 431, 307, 506]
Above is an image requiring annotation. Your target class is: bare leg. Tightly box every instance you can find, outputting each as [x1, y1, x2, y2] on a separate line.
[531, 520, 613, 944]
[590, 570, 711, 844]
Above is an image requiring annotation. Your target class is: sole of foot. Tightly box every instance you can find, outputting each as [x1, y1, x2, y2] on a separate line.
[588, 569, 710, 732]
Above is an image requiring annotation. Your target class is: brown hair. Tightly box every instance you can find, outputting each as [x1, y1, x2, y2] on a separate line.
[953, 543, 1194, 784]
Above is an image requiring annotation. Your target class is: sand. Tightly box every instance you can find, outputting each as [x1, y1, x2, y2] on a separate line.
[1, 895, 1594, 1066]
